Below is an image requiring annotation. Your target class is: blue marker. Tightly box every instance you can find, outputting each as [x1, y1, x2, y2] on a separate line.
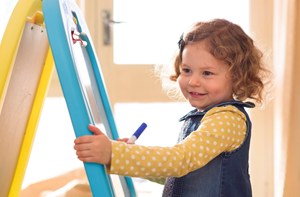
[127, 122, 147, 143]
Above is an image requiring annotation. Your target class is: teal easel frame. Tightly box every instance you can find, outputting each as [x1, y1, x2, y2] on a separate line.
[43, 0, 136, 196]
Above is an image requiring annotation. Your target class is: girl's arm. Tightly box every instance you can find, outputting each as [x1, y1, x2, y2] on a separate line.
[108, 105, 247, 178]
[74, 105, 247, 179]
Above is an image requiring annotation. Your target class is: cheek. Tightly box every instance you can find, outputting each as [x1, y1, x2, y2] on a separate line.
[209, 81, 232, 96]
[217, 82, 233, 97]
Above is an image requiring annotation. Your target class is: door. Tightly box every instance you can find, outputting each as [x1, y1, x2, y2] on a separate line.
[80, 0, 249, 106]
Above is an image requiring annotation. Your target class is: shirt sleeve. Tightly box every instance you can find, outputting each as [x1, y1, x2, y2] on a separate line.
[107, 105, 247, 178]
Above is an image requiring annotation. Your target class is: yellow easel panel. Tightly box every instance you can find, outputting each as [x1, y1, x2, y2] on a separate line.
[0, 0, 54, 196]
[8, 49, 54, 197]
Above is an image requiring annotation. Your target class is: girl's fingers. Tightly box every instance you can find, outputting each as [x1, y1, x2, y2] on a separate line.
[74, 143, 90, 151]
[74, 135, 93, 144]
[88, 124, 103, 135]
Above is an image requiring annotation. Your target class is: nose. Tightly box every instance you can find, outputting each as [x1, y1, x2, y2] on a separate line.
[188, 74, 201, 86]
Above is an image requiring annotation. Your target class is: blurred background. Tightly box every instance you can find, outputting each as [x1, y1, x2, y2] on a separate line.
[1, 0, 299, 196]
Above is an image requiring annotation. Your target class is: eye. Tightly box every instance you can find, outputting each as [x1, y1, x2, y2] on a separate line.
[202, 71, 214, 76]
[181, 67, 192, 75]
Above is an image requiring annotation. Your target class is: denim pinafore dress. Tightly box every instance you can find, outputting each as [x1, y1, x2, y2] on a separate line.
[162, 100, 254, 197]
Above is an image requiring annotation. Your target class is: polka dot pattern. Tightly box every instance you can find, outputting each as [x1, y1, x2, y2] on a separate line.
[107, 105, 247, 178]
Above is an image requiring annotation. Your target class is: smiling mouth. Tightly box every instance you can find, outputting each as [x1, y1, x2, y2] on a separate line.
[189, 92, 207, 96]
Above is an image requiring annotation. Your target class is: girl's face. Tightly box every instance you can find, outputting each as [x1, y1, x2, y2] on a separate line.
[178, 42, 233, 111]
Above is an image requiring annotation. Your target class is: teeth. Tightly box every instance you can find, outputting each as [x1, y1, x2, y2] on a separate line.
[191, 92, 204, 95]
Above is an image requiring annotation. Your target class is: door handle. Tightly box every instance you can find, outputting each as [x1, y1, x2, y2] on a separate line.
[102, 10, 124, 45]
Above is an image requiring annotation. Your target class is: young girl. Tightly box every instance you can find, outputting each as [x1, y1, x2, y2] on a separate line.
[74, 18, 270, 197]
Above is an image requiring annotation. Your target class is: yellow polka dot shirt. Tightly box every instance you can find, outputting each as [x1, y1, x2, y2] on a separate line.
[107, 105, 247, 178]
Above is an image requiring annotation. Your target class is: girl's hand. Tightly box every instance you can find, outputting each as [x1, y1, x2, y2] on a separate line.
[74, 124, 112, 165]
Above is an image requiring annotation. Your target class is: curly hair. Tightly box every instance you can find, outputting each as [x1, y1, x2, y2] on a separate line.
[170, 19, 270, 104]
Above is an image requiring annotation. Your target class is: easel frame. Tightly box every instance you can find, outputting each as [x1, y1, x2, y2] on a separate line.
[0, 0, 136, 196]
